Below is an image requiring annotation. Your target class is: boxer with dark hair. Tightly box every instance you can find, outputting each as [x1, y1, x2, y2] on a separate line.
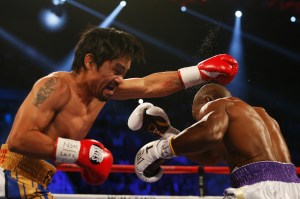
[0, 26, 238, 198]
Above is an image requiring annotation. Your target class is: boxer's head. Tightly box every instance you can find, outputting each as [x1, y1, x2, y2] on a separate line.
[192, 83, 231, 119]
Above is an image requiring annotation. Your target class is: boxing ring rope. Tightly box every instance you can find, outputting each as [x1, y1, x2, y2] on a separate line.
[57, 164, 231, 174]
[54, 164, 300, 199]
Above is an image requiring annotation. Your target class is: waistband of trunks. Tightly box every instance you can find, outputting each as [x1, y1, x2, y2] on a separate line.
[231, 161, 300, 188]
[0, 144, 56, 188]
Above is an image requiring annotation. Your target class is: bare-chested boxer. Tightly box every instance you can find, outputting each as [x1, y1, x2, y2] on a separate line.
[130, 83, 300, 198]
[0, 26, 238, 198]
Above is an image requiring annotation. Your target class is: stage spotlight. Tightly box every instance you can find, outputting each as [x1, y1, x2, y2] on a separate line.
[181, 6, 187, 12]
[228, 10, 246, 98]
[138, 99, 144, 104]
[120, 1, 126, 7]
[100, 1, 126, 28]
[235, 10, 242, 18]
[52, 0, 66, 6]
[290, 16, 296, 23]
[39, 6, 67, 32]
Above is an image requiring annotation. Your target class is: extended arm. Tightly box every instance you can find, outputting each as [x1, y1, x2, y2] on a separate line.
[112, 54, 238, 100]
[112, 71, 183, 100]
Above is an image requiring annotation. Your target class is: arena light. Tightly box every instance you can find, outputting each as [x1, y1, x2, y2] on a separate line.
[235, 10, 242, 18]
[181, 6, 187, 12]
[120, 1, 126, 7]
[39, 8, 67, 32]
[227, 11, 247, 98]
[290, 16, 296, 23]
[138, 99, 144, 104]
[99, 1, 127, 28]
[52, 0, 66, 6]
[229, 13, 242, 58]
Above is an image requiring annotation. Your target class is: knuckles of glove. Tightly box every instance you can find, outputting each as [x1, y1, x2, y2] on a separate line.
[198, 54, 238, 85]
[143, 158, 165, 178]
[78, 142, 113, 185]
[134, 142, 164, 183]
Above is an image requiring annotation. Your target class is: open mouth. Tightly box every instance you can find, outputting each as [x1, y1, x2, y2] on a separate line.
[106, 85, 115, 91]
[102, 80, 120, 98]
[104, 86, 114, 95]
[103, 83, 117, 96]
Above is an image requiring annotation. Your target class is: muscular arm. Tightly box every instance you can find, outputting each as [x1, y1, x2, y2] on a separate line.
[171, 102, 229, 161]
[112, 71, 184, 100]
[6, 75, 69, 159]
[185, 144, 225, 165]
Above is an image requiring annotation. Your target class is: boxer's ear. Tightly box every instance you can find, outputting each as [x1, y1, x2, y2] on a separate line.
[84, 54, 95, 69]
[204, 96, 213, 102]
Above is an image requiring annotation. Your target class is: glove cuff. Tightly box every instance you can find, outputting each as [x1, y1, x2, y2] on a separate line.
[157, 137, 176, 159]
[169, 136, 176, 156]
[55, 137, 80, 163]
[162, 126, 180, 139]
[178, 66, 203, 89]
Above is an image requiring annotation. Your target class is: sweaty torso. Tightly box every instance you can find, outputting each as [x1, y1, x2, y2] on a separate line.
[45, 72, 106, 140]
[9, 72, 106, 142]
[221, 97, 291, 170]
[46, 97, 104, 140]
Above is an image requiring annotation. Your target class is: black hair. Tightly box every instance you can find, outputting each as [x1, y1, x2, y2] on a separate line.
[72, 26, 144, 73]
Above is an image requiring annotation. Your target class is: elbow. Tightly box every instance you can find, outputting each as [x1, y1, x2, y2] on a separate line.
[7, 139, 18, 153]
[211, 131, 224, 143]
[200, 132, 223, 148]
[6, 135, 22, 153]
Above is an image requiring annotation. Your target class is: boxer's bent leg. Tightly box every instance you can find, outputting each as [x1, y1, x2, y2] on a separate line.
[0, 144, 56, 198]
[5, 170, 54, 199]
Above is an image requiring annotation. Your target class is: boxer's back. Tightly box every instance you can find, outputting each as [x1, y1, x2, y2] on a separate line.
[223, 97, 291, 169]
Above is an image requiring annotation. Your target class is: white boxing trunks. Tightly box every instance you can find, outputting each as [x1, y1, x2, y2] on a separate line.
[224, 161, 300, 199]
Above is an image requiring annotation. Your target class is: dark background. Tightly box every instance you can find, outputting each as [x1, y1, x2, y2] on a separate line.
[0, 0, 300, 196]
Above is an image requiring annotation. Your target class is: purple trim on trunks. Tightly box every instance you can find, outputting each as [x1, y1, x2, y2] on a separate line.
[230, 161, 300, 188]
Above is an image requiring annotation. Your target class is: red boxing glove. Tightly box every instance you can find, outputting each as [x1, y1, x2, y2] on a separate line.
[54, 137, 113, 185]
[178, 54, 238, 88]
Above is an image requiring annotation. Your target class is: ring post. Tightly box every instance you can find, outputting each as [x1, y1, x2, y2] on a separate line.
[198, 166, 205, 197]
